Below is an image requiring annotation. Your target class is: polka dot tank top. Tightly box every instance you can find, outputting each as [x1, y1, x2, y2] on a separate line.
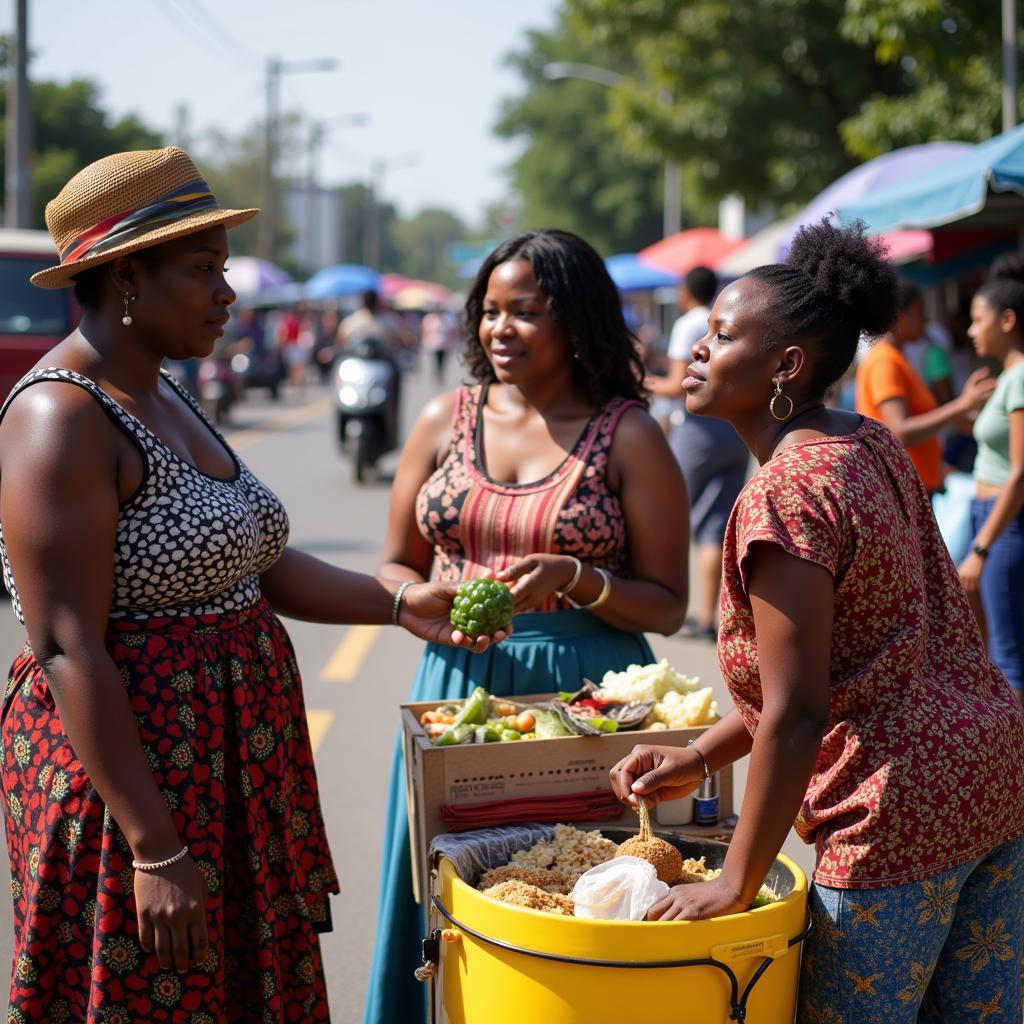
[0, 367, 289, 622]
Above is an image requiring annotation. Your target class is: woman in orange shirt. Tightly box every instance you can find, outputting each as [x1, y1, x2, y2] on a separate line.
[856, 279, 993, 492]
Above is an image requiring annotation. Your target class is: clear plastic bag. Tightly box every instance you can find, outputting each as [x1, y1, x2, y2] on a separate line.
[570, 856, 669, 921]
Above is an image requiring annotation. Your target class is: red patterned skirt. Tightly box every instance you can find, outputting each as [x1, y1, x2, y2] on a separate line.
[1, 599, 338, 1023]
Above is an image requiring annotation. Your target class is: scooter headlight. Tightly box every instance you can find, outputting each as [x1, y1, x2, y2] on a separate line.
[339, 385, 361, 406]
[368, 385, 388, 405]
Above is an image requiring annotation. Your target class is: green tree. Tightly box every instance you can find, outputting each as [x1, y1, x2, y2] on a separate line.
[496, 12, 670, 254]
[0, 77, 162, 228]
[335, 182, 400, 270]
[391, 208, 467, 287]
[565, 0, 1016, 211]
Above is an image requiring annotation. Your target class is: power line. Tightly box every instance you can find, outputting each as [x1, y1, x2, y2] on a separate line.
[145, 0, 237, 65]
[180, 0, 261, 64]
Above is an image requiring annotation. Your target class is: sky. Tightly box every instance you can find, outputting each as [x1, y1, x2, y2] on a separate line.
[3, 0, 561, 227]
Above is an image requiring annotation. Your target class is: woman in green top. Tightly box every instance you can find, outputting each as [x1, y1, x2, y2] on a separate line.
[961, 255, 1024, 705]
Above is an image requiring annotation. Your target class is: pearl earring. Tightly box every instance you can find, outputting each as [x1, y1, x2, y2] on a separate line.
[122, 294, 134, 326]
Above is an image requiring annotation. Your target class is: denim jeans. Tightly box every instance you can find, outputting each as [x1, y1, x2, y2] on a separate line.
[972, 498, 1024, 691]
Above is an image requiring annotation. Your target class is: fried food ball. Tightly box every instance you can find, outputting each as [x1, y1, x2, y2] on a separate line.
[615, 834, 684, 885]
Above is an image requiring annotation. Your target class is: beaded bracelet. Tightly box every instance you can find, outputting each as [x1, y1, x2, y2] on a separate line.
[688, 739, 711, 782]
[568, 567, 612, 611]
[556, 556, 583, 599]
[391, 580, 413, 626]
[131, 845, 189, 872]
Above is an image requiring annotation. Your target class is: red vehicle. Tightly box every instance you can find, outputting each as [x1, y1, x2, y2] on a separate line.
[0, 229, 80, 401]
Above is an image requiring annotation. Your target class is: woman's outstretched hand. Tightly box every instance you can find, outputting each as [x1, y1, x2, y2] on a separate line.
[646, 876, 749, 921]
[399, 581, 511, 651]
[609, 743, 704, 810]
[497, 554, 579, 612]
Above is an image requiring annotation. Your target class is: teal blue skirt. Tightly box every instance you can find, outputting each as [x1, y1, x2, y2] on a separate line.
[363, 610, 653, 1024]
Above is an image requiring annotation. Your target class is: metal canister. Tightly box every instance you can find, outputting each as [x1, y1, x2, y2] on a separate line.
[693, 773, 719, 826]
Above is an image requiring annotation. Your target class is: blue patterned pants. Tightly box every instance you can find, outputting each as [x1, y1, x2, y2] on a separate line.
[798, 835, 1024, 1023]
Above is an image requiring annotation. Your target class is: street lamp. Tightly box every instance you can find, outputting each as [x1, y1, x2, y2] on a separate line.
[363, 153, 418, 270]
[542, 61, 682, 238]
[260, 56, 340, 262]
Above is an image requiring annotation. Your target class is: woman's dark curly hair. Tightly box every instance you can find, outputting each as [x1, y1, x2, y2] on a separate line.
[976, 251, 1024, 328]
[463, 229, 648, 408]
[747, 220, 898, 397]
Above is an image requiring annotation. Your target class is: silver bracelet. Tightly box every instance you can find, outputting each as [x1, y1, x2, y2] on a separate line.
[556, 556, 583, 598]
[391, 580, 413, 626]
[568, 567, 612, 610]
[131, 845, 189, 872]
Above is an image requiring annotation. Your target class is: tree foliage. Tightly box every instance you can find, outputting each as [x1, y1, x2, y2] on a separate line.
[391, 208, 467, 288]
[564, 0, 1017, 212]
[0, 77, 162, 228]
[495, 12, 670, 254]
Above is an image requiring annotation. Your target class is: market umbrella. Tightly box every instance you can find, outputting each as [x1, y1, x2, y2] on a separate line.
[779, 141, 973, 255]
[716, 218, 798, 277]
[379, 272, 413, 302]
[224, 256, 293, 297]
[838, 125, 1024, 233]
[605, 253, 678, 292]
[638, 228, 745, 276]
[393, 281, 453, 311]
[304, 263, 380, 300]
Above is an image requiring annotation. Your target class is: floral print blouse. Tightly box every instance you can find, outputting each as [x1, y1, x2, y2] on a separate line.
[719, 416, 1024, 889]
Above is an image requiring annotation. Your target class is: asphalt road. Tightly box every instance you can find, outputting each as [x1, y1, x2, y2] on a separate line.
[0, 357, 816, 1022]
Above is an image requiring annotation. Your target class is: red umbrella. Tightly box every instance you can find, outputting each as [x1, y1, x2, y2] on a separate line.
[638, 228, 745, 276]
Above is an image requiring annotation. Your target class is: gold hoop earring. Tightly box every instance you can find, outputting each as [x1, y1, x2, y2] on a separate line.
[122, 294, 134, 327]
[769, 380, 793, 421]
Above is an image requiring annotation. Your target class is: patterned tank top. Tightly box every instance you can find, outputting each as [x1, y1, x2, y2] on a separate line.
[416, 384, 639, 612]
[0, 367, 290, 623]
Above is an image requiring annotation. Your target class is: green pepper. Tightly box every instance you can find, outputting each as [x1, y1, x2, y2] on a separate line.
[500, 729, 522, 742]
[474, 724, 503, 743]
[433, 722, 476, 746]
[452, 686, 491, 727]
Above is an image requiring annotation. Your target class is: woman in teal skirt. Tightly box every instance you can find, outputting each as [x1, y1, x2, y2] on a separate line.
[365, 229, 690, 1023]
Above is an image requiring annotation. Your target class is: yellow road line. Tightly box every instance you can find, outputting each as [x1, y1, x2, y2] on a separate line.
[306, 708, 335, 753]
[228, 397, 332, 451]
[320, 625, 381, 683]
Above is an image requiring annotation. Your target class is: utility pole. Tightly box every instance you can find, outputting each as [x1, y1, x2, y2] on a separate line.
[5, 0, 32, 228]
[363, 153, 416, 270]
[363, 159, 383, 270]
[1004, 0, 1018, 132]
[259, 55, 337, 263]
[259, 57, 281, 261]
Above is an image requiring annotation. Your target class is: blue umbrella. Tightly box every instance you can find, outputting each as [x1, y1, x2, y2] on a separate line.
[605, 253, 678, 292]
[305, 263, 380, 299]
[839, 124, 1024, 233]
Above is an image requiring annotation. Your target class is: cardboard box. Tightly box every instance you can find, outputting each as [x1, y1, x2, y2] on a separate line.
[401, 693, 733, 902]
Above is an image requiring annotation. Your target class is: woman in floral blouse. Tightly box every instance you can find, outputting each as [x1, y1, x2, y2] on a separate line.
[611, 221, 1024, 1022]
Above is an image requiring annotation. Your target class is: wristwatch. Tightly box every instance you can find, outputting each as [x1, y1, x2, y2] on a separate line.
[972, 543, 990, 559]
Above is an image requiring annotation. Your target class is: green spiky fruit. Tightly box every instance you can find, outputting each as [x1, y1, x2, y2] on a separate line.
[449, 578, 515, 636]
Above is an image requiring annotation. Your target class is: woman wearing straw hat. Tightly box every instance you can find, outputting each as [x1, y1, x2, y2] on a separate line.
[0, 146, 503, 1023]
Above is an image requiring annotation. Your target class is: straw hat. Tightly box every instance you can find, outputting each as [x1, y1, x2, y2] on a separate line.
[31, 146, 258, 289]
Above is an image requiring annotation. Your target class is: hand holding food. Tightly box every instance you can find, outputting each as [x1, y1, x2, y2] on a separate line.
[449, 578, 515, 636]
[400, 580, 512, 651]
[609, 743, 705, 809]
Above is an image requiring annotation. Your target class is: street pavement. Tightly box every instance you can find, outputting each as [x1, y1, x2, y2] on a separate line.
[0, 356, 816, 1023]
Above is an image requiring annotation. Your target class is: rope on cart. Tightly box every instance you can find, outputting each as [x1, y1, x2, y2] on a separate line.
[424, 894, 813, 1023]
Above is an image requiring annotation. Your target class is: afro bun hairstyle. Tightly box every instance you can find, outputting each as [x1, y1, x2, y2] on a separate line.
[748, 219, 899, 396]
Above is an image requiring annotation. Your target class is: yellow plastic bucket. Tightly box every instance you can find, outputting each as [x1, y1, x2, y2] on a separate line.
[427, 832, 808, 1024]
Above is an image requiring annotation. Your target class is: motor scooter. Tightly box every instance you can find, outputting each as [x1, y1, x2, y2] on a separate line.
[197, 344, 246, 424]
[332, 335, 401, 483]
